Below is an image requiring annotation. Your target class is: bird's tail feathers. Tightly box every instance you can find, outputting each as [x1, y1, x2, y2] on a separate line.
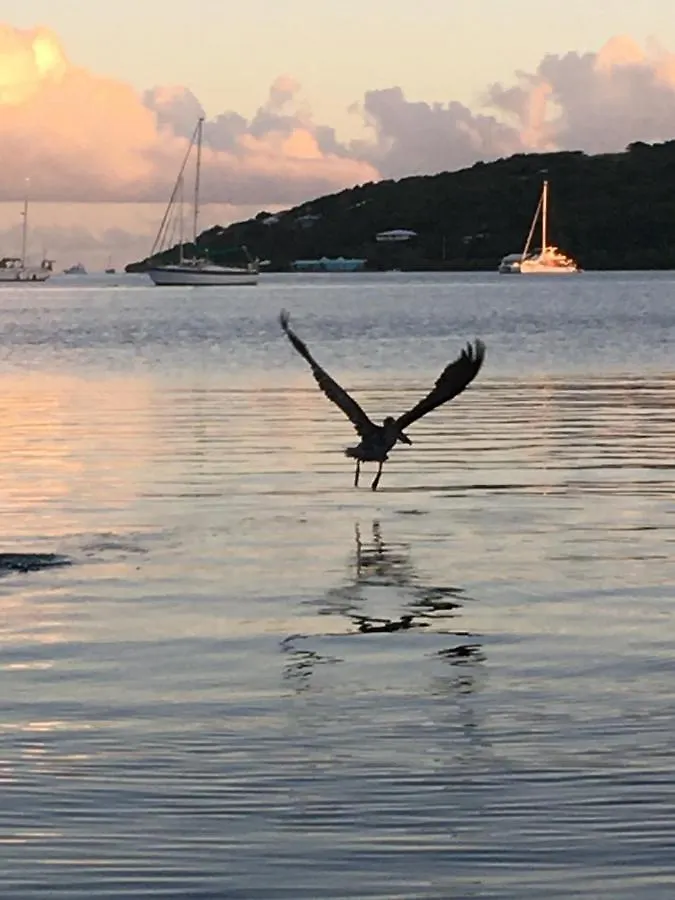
[344, 446, 360, 459]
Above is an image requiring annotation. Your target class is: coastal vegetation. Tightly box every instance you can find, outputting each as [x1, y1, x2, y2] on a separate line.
[127, 141, 675, 272]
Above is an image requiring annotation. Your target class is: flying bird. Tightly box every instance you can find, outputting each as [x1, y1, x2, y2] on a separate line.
[279, 310, 485, 491]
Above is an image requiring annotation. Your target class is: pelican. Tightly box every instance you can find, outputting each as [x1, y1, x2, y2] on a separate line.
[279, 310, 485, 491]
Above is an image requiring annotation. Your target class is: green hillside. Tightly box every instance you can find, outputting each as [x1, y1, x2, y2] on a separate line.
[127, 141, 675, 272]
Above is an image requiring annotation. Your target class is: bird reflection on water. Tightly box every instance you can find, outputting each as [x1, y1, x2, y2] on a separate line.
[351, 520, 415, 589]
[279, 642, 343, 693]
[325, 520, 469, 631]
[281, 520, 484, 691]
[351, 612, 426, 633]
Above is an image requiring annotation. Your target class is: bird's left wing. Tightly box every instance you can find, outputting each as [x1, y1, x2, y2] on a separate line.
[395, 339, 485, 431]
[279, 310, 377, 437]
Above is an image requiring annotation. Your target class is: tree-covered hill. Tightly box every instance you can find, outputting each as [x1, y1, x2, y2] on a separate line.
[127, 141, 675, 272]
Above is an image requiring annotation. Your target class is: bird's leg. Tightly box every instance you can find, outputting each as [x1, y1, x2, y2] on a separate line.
[354, 460, 361, 487]
[371, 461, 384, 491]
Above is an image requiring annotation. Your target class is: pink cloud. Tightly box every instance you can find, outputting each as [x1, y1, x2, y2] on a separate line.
[0, 26, 378, 205]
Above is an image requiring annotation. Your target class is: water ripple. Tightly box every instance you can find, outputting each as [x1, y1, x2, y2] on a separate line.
[1, 276, 674, 898]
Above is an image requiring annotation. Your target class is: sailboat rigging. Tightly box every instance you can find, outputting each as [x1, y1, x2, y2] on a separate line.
[147, 118, 258, 286]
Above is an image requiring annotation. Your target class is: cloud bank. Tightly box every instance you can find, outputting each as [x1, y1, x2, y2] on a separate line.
[486, 36, 675, 155]
[1, 25, 675, 210]
[0, 24, 377, 205]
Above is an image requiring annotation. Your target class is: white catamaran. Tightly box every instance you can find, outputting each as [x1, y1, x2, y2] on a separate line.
[147, 118, 258, 286]
[0, 181, 53, 283]
[498, 179, 579, 275]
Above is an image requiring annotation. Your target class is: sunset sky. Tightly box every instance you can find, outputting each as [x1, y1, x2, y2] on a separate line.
[1, 0, 674, 268]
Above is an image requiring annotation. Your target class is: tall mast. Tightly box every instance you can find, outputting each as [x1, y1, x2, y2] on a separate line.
[521, 190, 542, 260]
[193, 116, 204, 251]
[178, 174, 184, 265]
[20, 177, 29, 266]
[541, 180, 548, 250]
[149, 118, 201, 258]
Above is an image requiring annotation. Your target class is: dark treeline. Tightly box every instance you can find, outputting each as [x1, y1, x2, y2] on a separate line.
[127, 141, 675, 272]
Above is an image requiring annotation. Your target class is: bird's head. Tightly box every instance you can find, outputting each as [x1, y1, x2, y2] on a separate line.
[383, 416, 413, 445]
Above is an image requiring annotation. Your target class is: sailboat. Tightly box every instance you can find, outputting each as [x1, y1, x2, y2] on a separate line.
[146, 118, 258, 286]
[63, 262, 87, 274]
[498, 180, 579, 275]
[0, 180, 53, 283]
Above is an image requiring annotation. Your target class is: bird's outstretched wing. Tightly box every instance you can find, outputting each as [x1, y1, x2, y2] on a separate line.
[395, 339, 485, 431]
[279, 310, 377, 437]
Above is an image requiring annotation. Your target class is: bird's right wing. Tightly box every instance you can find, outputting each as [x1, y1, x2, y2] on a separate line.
[395, 339, 485, 431]
[279, 310, 376, 437]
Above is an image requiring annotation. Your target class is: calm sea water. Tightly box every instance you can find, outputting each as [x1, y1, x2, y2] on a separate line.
[1, 271, 674, 899]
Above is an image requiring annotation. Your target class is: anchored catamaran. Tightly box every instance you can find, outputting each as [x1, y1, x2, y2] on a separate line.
[498, 180, 579, 275]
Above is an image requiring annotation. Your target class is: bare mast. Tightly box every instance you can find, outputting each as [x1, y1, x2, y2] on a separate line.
[178, 174, 184, 265]
[541, 180, 548, 251]
[193, 117, 204, 254]
[20, 177, 29, 266]
[521, 189, 542, 260]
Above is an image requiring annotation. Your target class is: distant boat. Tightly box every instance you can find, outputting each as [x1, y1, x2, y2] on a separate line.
[146, 118, 258, 287]
[105, 256, 116, 274]
[498, 180, 580, 275]
[0, 181, 53, 283]
[64, 262, 87, 275]
[0, 257, 53, 283]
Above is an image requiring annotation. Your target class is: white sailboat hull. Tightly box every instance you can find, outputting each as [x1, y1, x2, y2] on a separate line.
[147, 264, 258, 286]
[499, 259, 579, 275]
[519, 263, 579, 274]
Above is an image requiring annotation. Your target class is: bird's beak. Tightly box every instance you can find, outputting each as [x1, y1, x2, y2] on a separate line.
[398, 432, 413, 445]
